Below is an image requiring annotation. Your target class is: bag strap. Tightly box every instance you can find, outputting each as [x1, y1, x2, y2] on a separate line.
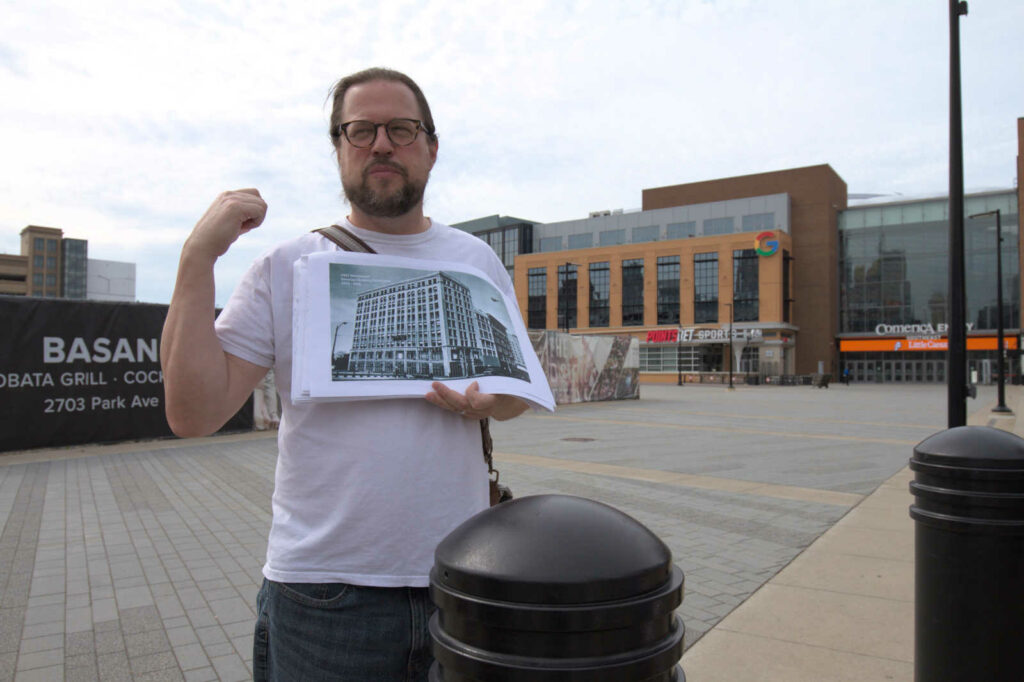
[316, 224, 377, 254]
[311, 225, 497, 478]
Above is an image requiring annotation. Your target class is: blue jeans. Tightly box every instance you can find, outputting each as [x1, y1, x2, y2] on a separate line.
[253, 579, 436, 681]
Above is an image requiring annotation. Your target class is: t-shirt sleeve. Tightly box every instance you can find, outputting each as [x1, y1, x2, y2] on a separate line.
[214, 256, 275, 369]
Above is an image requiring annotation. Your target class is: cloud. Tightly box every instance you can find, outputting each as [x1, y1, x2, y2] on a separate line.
[1, 0, 1022, 305]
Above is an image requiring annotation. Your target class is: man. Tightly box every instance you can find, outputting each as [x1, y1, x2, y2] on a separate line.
[161, 67, 528, 681]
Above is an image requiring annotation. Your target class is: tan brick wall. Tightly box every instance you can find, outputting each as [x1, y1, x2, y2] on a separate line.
[641, 165, 846, 374]
[515, 231, 793, 344]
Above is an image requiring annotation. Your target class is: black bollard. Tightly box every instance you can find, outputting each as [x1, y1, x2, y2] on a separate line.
[429, 494, 685, 681]
[909, 426, 1024, 681]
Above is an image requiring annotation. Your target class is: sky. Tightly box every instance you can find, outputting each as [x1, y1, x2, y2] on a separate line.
[2, 0, 1022, 306]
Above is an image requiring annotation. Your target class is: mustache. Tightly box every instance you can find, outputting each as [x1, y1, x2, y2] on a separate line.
[363, 160, 408, 179]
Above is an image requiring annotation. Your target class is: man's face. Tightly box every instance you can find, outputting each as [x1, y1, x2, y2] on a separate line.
[337, 80, 438, 219]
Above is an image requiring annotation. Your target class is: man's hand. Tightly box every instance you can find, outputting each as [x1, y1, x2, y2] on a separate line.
[426, 381, 529, 421]
[184, 189, 268, 262]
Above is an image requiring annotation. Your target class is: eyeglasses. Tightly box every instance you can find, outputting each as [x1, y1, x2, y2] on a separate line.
[335, 118, 428, 148]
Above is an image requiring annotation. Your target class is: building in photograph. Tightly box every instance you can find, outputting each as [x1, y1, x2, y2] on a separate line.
[344, 271, 526, 380]
[0, 226, 136, 301]
[456, 117, 1023, 384]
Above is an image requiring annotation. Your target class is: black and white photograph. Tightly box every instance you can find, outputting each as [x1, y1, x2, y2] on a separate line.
[291, 251, 554, 410]
[328, 263, 529, 382]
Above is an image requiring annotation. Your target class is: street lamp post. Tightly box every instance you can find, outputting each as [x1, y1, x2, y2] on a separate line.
[676, 330, 682, 386]
[725, 303, 734, 390]
[969, 209, 1012, 414]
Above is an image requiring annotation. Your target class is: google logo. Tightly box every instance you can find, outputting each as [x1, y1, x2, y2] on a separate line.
[755, 231, 779, 256]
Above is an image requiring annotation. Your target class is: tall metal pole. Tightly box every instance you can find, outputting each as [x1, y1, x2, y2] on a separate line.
[726, 303, 734, 390]
[947, 0, 969, 427]
[994, 210, 1011, 413]
[971, 210, 1012, 413]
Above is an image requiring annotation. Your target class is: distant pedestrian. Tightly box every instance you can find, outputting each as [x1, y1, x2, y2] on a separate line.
[842, 367, 851, 385]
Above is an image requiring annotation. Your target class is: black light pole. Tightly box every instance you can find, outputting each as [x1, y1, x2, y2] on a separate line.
[947, 0, 969, 427]
[676, 330, 682, 386]
[725, 303, 734, 390]
[969, 209, 1012, 414]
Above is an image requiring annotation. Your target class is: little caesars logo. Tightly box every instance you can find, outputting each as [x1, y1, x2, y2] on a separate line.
[874, 323, 973, 339]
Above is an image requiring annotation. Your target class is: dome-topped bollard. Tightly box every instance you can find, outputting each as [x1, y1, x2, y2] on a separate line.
[428, 494, 685, 681]
[910, 426, 1024, 681]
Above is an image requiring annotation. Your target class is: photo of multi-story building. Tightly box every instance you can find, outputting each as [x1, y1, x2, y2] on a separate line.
[331, 268, 528, 382]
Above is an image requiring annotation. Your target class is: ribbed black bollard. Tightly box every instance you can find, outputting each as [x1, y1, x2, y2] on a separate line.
[909, 426, 1024, 681]
[429, 494, 685, 681]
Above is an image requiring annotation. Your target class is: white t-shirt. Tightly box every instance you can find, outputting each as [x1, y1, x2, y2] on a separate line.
[215, 219, 516, 587]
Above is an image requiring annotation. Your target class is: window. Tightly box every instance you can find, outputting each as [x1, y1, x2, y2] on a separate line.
[589, 262, 610, 327]
[740, 347, 759, 373]
[33, 273, 43, 286]
[742, 213, 774, 231]
[528, 268, 546, 329]
[46, 256, 56, 269]
[703, 217, 734, 236]
[558, 263, 578, 331]
[45, 274, 56, 286]
[34, 238, 44, 251]
[621, 259, 644, 326]
[47, 239, 57, 252]
[657, 256, 680, 325]
[732, 249, 759, 321]
[539, 236, 563, 252]
[694, 252, 718, 323]
[569, 233, 593, 249]
[34, 255, 43, 268]
[599, 229, 626, 246]
[667, 221, 695, 240]
[632, 225, 658, 243]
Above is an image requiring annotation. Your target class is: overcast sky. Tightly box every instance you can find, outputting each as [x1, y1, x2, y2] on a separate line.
[2, 0, 1022, 306]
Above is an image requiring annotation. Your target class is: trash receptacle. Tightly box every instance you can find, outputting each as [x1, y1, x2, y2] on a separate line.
[910, 426, 1024, 681]
[429, 494, 685, 680]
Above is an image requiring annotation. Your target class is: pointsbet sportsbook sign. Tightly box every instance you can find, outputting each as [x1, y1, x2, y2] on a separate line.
[0, 298, 251, 452]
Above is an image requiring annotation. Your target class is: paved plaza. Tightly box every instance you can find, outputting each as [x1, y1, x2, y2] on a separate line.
[0, 381, 994, 680]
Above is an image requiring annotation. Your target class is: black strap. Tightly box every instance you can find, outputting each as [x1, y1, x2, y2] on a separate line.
[311, 225, 497, 477]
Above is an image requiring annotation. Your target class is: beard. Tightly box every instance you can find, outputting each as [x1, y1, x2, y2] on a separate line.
[342, 161, 428, 218]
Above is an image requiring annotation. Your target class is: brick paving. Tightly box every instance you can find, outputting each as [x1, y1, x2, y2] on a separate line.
[0, 382, 955, 679]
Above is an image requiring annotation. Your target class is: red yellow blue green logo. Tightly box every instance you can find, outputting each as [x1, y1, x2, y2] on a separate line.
[755, 231, 779, 256]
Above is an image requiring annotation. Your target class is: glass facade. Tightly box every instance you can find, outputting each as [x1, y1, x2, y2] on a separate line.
[839, 193, 1019, 333]
[527, 267, 546, 329]
[621, 259, 644, 326]
[633, 225, 658, 243]
[569, 233, 593, 249]
[657, 256, 680, 325]
[61, 238, 87, 299]
[732, 249, 759, 321]
[694, 252, 718, 323]
[667, 221, 696, 240]
[558, 263, 578, 331]
[703, 217, 734, 236]
[600, 229, 626, 246]
[589, 262, 610, 327]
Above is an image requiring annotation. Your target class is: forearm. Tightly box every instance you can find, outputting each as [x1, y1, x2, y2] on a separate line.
[161, 250, 245, 436]
[491, 395, 530, 421]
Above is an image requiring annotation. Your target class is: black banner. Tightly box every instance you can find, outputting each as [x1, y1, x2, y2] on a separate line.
[0, 297, 253, 453]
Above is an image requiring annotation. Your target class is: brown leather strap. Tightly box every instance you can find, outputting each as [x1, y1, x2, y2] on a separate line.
[315, 224, 377, 254]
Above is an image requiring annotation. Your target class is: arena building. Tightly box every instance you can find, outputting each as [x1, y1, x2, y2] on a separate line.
[454, 118, 1023, 383]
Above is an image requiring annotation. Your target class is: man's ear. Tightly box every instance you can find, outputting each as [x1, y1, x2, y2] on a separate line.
[428, 138, 438, 168]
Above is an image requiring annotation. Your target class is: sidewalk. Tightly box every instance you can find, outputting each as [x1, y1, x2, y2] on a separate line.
[0, 382, 1008, 681]
[680, 384, 1023, 681]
